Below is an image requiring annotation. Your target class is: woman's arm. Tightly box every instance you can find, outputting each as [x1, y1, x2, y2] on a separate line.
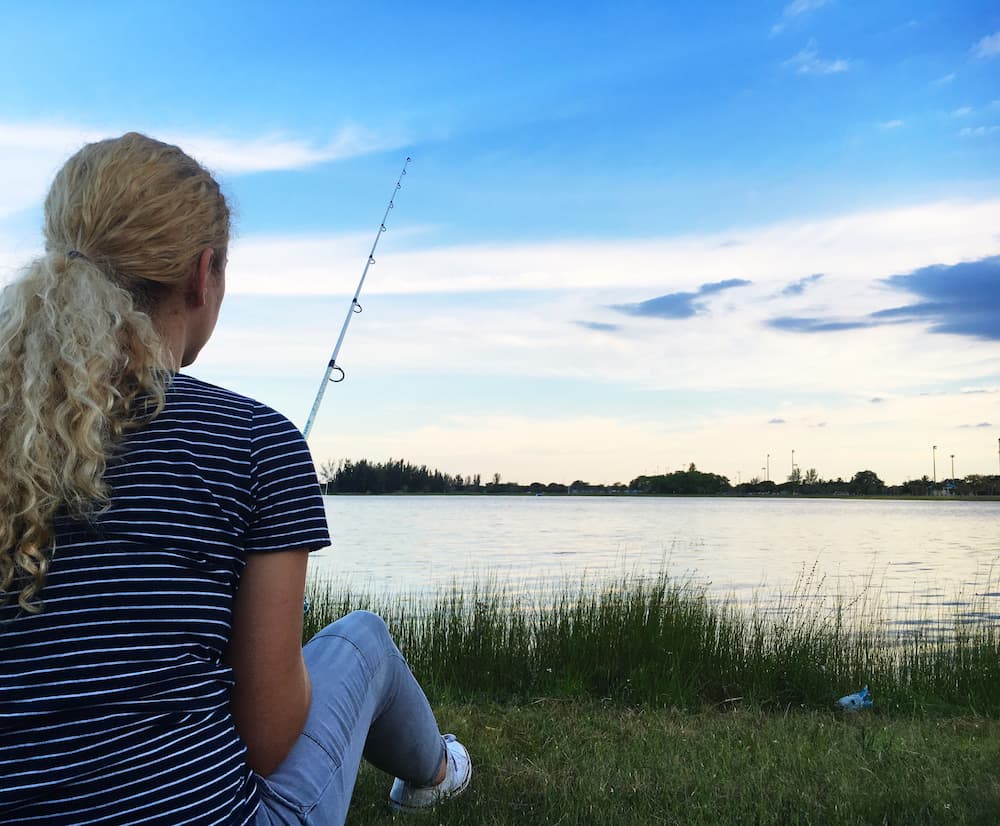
[225, 548, 312, 776]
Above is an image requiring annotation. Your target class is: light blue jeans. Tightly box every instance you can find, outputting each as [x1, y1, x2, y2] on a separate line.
[254, 611, 446, 825]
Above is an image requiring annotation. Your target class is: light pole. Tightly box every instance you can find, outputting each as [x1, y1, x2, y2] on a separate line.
[791, 448, 796, 477]
[932, 445, 937, 483]
[766, 453, 770, 482]
[950, 454, 955, 480]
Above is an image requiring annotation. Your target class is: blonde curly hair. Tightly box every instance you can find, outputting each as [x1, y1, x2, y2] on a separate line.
[0, 132, 230, 612]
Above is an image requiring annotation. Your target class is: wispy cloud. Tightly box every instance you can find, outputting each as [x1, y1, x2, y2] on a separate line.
[768, 418, 787, 424]
[780, 273, 824, 296]
[612, 279, 752, 320]
[768, 316, 875, 333]
[574, 320, 622, 332]
[958, 422, 992, 428]
[933, 72, 956, 87]
[879, 119, 904, 130]
[959, 125, 1000, 137]
[0, 121, 402, 219]
[175, 126, 404, 174]
[783, 40, 851, 75]
[771, 0, 831, 35]
[951, 106, 973, 118]
[971, 31, 1000, 60]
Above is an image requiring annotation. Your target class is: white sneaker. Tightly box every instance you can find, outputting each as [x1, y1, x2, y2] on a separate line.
[388, 734, 472, 813]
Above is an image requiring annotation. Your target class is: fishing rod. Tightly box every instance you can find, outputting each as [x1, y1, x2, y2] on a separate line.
[302, 156, 412, 440]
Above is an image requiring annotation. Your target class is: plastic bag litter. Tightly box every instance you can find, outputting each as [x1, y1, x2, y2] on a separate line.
[837, 685, 872, 710]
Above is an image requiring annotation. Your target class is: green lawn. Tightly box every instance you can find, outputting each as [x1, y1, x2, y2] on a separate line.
[346, 701, 1000, 825]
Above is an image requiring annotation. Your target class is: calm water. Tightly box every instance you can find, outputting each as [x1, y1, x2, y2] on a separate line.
[311, 495, 1000, 628]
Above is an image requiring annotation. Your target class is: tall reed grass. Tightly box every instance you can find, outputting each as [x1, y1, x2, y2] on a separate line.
[303, 572, 1000, 716]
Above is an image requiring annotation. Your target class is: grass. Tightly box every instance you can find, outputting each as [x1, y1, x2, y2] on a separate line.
[304, 573, 1000, 716]
[303, 574, 1000, 823]
[346, 702, 1000, 825]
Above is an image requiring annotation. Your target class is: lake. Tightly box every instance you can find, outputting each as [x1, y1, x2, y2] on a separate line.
[310, 495, 1000, 630]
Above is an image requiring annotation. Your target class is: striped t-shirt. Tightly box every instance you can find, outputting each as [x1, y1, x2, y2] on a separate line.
[0, 374, 331, 825]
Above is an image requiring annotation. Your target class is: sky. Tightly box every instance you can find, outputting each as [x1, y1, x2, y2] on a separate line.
[1, 1, 999, 486]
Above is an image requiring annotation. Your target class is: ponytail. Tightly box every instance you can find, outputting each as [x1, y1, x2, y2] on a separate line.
[0, 132, 229, 611]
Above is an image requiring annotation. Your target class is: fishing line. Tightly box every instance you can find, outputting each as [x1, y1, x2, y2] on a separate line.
[303, 156, 412, 440]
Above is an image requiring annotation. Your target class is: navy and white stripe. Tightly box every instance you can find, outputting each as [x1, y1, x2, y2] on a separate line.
[0, 374, 331, 825]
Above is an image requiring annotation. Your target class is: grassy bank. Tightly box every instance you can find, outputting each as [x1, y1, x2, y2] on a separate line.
[305, 574, 1000, 716]
[305, 576, 1000, 822]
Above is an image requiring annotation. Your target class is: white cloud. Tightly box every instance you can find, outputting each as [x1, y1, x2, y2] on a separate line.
[951, 106, 973, 117]
[293, 375, 1000, 485]
[221, 198, 1000, 298]
[141, 194, 1000, 487]
[959, 125, 1000, 137]
[173, 126, 404, 174]
[932, 72, 956, 86]
[783, 40, 850, 75]
[0, 121, 402, 219]
[971, 31, 1000, 59]
[879, 119, 904, 130]
[771, 0, 831, 35]
[0, 123, 106, 220]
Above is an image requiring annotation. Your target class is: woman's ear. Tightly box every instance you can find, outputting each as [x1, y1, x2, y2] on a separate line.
[187, 247, 216, 307]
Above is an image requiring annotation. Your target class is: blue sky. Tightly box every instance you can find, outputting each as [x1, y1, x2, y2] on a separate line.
[2, 1, 999, 484]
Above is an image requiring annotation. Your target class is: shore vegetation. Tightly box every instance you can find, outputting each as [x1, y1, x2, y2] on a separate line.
[305, 574, 1000, 823]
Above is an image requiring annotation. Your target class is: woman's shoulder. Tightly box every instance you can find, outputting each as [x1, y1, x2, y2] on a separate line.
[169, 373, 261, 409]
[166, 373, 304, 440]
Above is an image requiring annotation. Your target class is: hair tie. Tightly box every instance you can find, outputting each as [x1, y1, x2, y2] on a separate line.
[66, 250, 89, 261]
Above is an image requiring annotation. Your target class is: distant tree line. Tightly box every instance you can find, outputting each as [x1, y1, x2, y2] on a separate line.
[318, 457, 1000, 498]
[318, 458, 480, 494]
[734, 469, 1000, 497]
[630, 464, 730, 495]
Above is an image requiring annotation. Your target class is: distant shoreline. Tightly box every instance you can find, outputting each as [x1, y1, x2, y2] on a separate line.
[321, 490, 1000, 501]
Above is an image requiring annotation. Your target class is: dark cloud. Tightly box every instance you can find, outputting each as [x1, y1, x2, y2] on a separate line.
[613, 279, 752, 319]
[574, 320, 622, 332]
[781, 273, 825, 296]
[768, 418, 786, 424]
[766, 255, 1000, 340]
[958, 422, 992, 428]
[877, 255, 1000, 339]
[870, 397, 884, 403]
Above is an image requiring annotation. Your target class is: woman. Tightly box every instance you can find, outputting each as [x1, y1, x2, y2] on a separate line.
[0, 133, 470, 825]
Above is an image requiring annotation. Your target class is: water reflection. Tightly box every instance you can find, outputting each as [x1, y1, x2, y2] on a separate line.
[312, 495, 1000, 634]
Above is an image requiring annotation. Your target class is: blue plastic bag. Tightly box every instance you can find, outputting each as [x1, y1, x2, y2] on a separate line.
[837, 685, 872, 710]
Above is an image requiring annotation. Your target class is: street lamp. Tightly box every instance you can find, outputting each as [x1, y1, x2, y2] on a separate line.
[791, 448, 796, 476]
[950, 454, 955, 480]
[766, 453, 770, 482]
[932, 445, 937, 483]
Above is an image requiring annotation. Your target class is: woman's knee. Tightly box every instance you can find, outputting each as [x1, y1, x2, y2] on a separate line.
[338, 609, 391, 640]
[307, 610, 395, 661]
